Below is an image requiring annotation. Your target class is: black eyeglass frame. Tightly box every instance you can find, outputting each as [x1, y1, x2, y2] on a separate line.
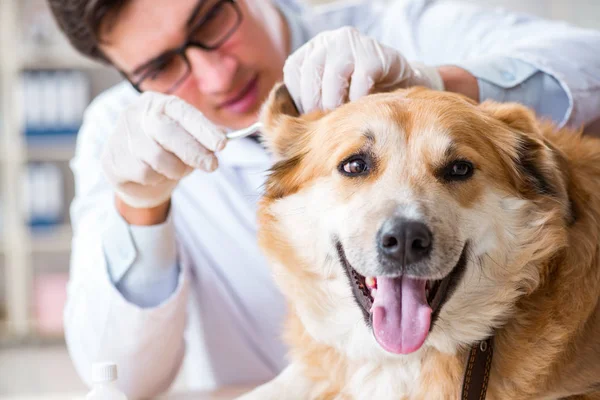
[118, 0, 242, 94]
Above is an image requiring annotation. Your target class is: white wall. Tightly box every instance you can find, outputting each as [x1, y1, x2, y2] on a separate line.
[309, 0, 600, 30]
[465, 0, 600, 30]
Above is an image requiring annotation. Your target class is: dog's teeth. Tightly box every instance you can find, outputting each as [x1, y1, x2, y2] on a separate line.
[366, 276, 376, 288]
[371, 289, 377, 297]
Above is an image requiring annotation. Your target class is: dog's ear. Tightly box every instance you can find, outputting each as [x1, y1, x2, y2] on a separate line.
[259, 83, 308, 160]
[482, 101, 575, 224]
[479, 100, 539, 135]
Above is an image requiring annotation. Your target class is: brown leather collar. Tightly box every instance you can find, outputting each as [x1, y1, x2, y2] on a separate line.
[461, 337, 494, 400]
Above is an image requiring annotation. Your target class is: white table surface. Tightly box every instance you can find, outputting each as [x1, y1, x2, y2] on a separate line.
[1, 386, 253, 400]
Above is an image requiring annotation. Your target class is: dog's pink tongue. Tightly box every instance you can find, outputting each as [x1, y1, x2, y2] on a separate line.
[372, 276, 431, 354]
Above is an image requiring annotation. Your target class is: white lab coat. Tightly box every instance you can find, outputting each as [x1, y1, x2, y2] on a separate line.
[64, 0, 600, 398]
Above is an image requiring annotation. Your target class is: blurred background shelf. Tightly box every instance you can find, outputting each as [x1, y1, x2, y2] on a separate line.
[0, 0, 121, 346]
[27, 143, 77, 162]
[20, 47, 108, 71]
[0, 144, 76, 163]
[30, 225, 73, 254]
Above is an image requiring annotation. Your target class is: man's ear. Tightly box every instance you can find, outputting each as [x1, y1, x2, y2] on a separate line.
[259, 83, 308, 160]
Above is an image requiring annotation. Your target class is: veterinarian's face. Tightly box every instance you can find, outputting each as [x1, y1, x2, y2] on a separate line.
[259, 86, 570, 358]
[101, 0, 289, 129]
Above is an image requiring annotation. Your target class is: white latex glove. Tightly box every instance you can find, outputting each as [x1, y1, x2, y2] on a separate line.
[283, 27, 445, 113]
[101, 91, 227, 209]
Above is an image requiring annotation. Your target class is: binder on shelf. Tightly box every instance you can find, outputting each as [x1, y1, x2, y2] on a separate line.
[0, 199, 4, 244]
[22, 162, 65, 229]
[20, 69, 90, 142]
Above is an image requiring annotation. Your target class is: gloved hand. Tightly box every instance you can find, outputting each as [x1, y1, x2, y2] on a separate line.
[283, 27, 445, 113]
[101, 91, 227, 209]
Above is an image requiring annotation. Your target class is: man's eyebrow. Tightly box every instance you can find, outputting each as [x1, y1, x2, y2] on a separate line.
[186, 0, 208, 28]
[130, 52, 169, 76]
[129, 0, 207, 75]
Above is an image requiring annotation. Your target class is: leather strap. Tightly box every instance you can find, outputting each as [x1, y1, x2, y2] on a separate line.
[461, 337, 494, 400]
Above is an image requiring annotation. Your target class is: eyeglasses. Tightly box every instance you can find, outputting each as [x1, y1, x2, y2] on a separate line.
[123, 0, 242, 94]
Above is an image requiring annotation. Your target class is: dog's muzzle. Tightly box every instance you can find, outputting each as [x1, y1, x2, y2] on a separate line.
[336, 218, 468, 355]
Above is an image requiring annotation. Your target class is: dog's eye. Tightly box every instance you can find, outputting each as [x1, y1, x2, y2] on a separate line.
[444, 160, 474, 181]
[452, 162, 471, 176]
[340, 156, 369, 176]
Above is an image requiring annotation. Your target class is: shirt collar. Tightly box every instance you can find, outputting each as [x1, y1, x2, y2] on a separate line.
[217, 136, 272, 167]
[276, 0, 312, 54]
[217, 4, 309, 168]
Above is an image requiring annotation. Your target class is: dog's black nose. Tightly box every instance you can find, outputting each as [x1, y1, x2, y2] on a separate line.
[378, 218, 432, 265]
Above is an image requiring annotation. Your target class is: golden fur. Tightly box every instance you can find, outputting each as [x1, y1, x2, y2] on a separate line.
[243, 85, 600, 400]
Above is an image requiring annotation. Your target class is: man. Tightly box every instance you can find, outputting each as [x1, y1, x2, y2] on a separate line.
[48, 0, 600, 397]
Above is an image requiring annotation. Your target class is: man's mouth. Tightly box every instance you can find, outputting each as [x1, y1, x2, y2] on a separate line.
[219, 74, 260, 114]
[336, 241, 468, 355]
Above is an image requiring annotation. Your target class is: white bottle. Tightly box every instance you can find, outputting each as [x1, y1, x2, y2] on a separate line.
[86, 362, 128, 400]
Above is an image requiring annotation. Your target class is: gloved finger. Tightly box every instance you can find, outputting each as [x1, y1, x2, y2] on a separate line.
[104, 106, 170, 187]
[128, 159, 169, 186]
[102, 144, 166, 187]
[128, 126, 190, 181]
[299, 43, 328, 113]
[321, 48, 354, 110]
[144, 113, 220, 172]
[283, 40, 315, 114]
[348, 68, 376, 103]
[158, 95, 227, 152]
[348, 37, 382, 102]
[374, 48, 412, 91]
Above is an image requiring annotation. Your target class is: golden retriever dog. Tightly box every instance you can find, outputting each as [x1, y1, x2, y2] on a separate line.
[239, 85, 600, 400]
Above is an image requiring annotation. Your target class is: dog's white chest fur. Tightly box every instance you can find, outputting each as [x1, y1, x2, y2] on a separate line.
[343, 355, 424, 400]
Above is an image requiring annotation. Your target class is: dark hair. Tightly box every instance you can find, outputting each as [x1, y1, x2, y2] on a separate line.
[47, 0, 129, 63]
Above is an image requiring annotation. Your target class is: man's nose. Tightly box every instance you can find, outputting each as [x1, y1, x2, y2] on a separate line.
[185, 48, 238, 93]
[377, 217, 432, 267]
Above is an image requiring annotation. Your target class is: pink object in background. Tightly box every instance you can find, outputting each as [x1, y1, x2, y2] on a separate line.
[33, 272, 68, 335]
